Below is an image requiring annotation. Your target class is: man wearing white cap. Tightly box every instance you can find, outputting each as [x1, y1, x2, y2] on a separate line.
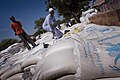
[42, 8, 63, 39]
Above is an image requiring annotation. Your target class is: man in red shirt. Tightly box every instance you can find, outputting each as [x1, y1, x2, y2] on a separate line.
[10, 16, 37, 50]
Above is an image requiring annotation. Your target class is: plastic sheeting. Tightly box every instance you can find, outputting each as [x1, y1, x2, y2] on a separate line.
[32, 39, 76, 80]
[32, 24, 120, 80]
[72, 24, 120, 80]
[1, 23, 120, 80]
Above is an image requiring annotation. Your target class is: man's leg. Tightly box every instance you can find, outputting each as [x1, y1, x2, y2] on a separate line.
[18, 34, 31, 50]
[52, 30, 56, 39]
[53, 27, 63, 39]
[24, 33, 37, 47]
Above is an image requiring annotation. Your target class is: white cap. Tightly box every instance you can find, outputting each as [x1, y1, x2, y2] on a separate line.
[49, 8, 54, 12]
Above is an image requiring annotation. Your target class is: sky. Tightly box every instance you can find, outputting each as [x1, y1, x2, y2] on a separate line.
[0, 0, 61, 41]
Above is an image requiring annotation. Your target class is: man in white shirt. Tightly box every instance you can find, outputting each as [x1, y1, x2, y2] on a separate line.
[42, 8, 63, 39]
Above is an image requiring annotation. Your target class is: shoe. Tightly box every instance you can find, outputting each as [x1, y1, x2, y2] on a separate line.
[43, 43, 49, 48]
[59, 36, 62, 39]
[52, 36, 54, 39]
[33, 44, 39, 48]
[28, 47, 31, 50]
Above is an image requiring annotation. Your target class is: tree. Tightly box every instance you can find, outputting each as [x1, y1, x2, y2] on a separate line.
[34, 17, 45, 29]
[46, 0, 89, 23]
[33, 17, 46, 37]
[0, 38, 18, 51]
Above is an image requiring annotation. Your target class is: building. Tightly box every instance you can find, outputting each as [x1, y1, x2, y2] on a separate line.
[93, 0, 120, 12]
[89, 0, 120, 26]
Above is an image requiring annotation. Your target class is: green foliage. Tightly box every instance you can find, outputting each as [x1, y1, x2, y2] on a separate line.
[33, 28, 46, 37]
[52, 19, 65, 27]
[0, 38, 18, 51]
[56, 20, 64, 24]
[46, 0, 89, 23]
[34, 17, 45, 29]
[33, 17, 46, 37]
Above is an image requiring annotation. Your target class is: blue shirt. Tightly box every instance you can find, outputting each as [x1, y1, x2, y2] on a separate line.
[42, 14, 56, 32]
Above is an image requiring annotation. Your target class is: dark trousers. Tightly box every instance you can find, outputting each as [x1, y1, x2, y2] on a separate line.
[18, 33, 36, 50]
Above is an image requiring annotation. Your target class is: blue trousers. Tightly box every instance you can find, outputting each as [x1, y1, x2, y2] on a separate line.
[43, 26, 63, 38]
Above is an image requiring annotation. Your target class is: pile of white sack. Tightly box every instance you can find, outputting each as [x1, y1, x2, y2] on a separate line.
[0, 23, 120, 80]
[80, 8, 98, 24]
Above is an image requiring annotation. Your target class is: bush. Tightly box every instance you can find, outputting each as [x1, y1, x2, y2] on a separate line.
[0, 38, 18, 51]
